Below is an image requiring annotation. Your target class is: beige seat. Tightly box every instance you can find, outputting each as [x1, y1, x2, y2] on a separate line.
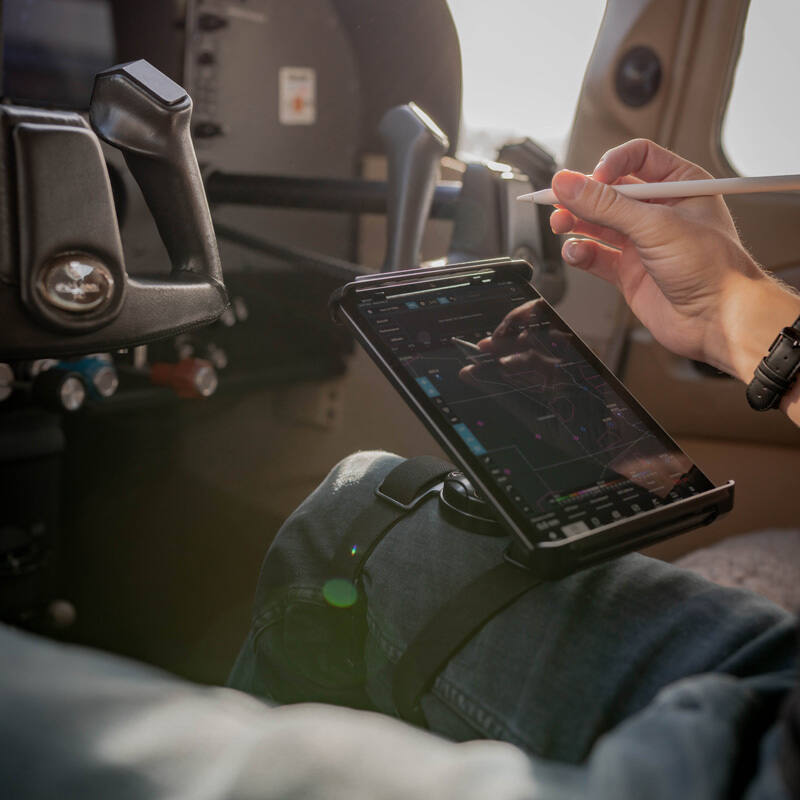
[675, 529, 800, 612]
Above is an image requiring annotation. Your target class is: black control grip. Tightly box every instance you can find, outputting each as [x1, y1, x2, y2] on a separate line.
[379, 104, 449, 271]
[90, 60, 222, 284]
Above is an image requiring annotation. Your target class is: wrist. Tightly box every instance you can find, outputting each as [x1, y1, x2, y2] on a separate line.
[716, 274, 800, 385]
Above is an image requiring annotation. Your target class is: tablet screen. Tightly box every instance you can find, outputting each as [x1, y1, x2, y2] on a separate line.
[347, 266, 714, 543]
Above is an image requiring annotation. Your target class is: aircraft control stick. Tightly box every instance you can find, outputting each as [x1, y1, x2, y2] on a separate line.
[0, 60, 227, 360]
[379, 103, 449, 270]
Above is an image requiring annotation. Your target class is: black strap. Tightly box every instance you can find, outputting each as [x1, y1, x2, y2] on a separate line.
[378, 455, 456, 507]
[746, 316, 800, 411]
[329, 455, 455, 583]
[392, 559, 542, 726]
[326, 455, 541, 729]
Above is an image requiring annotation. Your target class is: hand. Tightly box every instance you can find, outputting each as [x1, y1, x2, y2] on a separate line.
[548, 139, 800, 400]
[457, 301, 563, 387]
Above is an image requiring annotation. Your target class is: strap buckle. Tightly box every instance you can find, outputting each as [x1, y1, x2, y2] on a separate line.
[375, 481, 445, 511]
[770, 326, 800, 352]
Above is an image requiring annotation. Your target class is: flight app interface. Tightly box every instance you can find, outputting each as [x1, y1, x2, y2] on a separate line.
[355, 269, 712, 542]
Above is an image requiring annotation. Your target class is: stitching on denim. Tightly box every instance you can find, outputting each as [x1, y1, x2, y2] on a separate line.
[366, 610, 405, 661]
[251, 585, 325, 643]
[249, 596, 539, 751]
[365, 608, 538, 751]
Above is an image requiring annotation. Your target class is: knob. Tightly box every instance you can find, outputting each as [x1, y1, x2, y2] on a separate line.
[61, 355, 119, 399]
[32, 369, 86, 412]
[150, 358, 218, 398]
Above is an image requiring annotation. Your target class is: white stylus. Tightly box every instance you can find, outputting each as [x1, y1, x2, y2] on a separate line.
[517, 174, 800, 205]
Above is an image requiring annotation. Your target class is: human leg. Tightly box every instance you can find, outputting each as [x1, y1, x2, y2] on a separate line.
[0, 621, 539, 800]
[230, 451, 796, 763]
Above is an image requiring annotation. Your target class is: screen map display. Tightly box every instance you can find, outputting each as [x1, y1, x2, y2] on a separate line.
[353, 268, 713, 542]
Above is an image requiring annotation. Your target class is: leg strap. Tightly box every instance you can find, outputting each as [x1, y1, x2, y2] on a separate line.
[328, 454, 542, 729]
[392, 560, 542, 727]
[329, 455, 456, 584]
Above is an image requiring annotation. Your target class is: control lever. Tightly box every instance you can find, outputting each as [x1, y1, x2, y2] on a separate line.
[90, 61, 222, 281]
[379, 103, 449, 270]
[0, 60, 227, 359]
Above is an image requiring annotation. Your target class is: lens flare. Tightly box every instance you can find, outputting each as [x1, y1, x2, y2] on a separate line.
[323, 578, 358, 608]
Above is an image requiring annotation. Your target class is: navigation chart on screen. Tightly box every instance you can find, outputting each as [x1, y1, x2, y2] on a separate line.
[356, 270, 710, 541]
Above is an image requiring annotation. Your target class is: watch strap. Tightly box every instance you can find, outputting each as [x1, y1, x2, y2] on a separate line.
[746, 315, 800, 411]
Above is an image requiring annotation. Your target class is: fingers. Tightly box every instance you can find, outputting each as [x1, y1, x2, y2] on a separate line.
[593, 138, 711, 185]
[550, 208, 628, 248]
[492, 299, 543, 337]
[551, 170, 669, 245]
[476, 332, 527, 357]
[561, 238, 622, 286]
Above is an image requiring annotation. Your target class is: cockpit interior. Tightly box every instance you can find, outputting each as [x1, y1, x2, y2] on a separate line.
[2, 1, 799, 796]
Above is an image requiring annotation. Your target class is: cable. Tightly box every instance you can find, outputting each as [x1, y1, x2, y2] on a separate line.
[213, 222, 369, 282]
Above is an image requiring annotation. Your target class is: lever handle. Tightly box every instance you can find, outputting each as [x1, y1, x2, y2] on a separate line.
[379, 103, 449, 271]
[89, 60, 222, 285]
[0, 62, 227, 359]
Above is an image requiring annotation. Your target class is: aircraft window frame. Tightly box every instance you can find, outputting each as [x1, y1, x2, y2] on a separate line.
[445, 0, 606, 162]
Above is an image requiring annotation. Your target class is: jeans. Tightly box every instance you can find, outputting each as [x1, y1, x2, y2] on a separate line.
[0, 450, 796, 799]
[229, 450, 798, 798]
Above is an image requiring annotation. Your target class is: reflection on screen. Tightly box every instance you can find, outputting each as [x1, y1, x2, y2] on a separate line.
[356, 269, 711, 541]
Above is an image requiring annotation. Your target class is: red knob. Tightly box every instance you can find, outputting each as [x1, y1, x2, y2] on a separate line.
[150, 358, 218, 399]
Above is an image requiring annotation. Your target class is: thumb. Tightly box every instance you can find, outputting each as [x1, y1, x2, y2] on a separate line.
[552, 170, 668, 245]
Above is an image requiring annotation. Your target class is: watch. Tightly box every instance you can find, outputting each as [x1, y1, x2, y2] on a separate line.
[746, 315, 800, 411]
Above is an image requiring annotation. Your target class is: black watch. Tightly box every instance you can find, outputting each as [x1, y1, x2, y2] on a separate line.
[746, 315, 800, 411]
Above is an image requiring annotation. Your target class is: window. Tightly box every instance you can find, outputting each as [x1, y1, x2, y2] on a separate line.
[446, 0, 605, 162]
[722, 0, 800, 174]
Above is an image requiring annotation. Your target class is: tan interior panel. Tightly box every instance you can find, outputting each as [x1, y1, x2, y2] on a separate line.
[623, 327, 800, 445]
[645, 436, 800, 562]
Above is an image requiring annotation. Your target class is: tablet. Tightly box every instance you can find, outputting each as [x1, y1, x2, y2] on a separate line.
[331, 259, 734, 577]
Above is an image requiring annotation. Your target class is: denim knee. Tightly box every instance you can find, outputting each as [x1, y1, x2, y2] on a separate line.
[228, 451, 404, 706]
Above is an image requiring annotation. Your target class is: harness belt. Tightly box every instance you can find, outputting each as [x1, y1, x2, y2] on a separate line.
[329, 456, 542, 728]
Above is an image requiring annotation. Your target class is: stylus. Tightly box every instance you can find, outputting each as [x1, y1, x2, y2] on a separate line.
[451, 336, 481, 353]
[517, 174, 800, 205]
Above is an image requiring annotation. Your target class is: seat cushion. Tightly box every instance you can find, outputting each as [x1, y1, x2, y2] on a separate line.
[675, 529, 800, 612]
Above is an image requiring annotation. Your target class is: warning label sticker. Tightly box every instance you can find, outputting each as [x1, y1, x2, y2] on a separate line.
[279, 67, 316, 125]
